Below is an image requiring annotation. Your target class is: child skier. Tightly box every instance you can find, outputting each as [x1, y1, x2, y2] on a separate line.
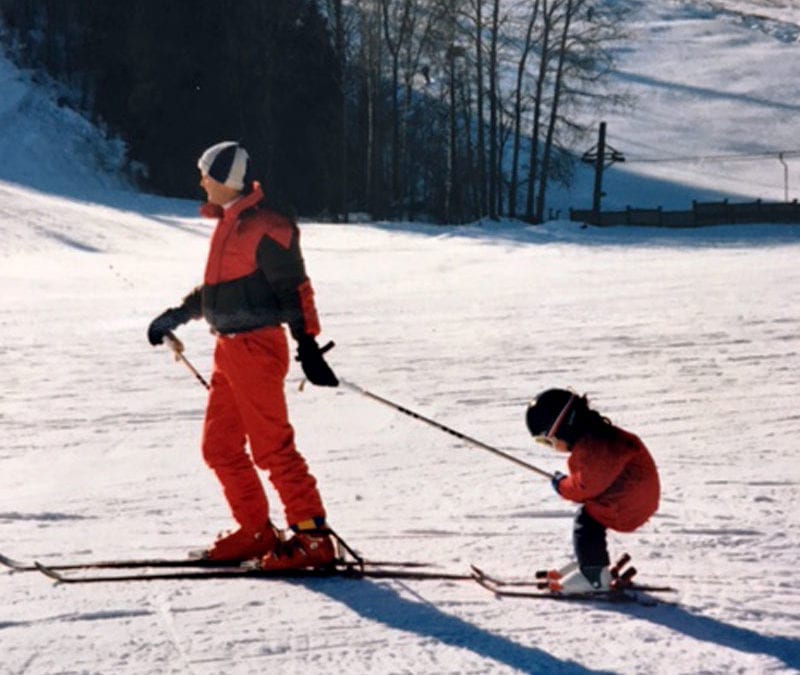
[525, 388, 660, 592]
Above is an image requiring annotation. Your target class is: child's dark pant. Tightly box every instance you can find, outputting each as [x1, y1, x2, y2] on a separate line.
[573, 506, 611, 569]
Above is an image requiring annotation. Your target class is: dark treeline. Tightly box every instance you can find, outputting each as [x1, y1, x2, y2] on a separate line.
[0, 0, 624, 222]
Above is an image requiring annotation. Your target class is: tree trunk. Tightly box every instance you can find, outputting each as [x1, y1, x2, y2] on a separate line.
[334, 0, 348, 221]
[474, 0, 487, 217]
[525, 0, 553, 221]
[488, 0, 500, 219]
[509, 1, 540, 218]
[536, 0, 573, 223]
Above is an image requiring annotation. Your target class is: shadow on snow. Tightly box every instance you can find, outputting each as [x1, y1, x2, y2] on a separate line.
[357, 217, 800, 251]
[623, 602, 800, 670]
[303, 577, 614, 674]
[305, 577, 800, 672]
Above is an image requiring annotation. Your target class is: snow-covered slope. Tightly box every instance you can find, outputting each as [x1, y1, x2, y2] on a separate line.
[1, 3, 800, 674]
[561, 0, 800, 210]
[2, 187, 800, 674]
[0, 48, 133, 203]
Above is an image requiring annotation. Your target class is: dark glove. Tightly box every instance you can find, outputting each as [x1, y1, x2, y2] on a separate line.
[551, 471, 567, 494]
[296, 336, 339, 387]
[147, 307, 190, 346]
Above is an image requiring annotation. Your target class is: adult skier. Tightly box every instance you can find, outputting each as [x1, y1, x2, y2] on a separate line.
[526, 389, 660, 592]
[146, 141, 339, 570]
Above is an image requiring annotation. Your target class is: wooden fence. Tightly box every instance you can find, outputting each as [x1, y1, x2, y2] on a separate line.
[569, 199, 800, 227]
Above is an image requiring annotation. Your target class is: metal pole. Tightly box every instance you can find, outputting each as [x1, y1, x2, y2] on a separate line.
[779, 152, 788, 202]
[592, 121, 607, 219]
[340, 379, 553, 479]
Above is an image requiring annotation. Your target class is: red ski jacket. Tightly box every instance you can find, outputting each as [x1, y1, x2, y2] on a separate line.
[182, 182, 320, 339]
[557, 428, 659, 532]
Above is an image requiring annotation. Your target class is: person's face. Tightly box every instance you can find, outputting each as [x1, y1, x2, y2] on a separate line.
[535, 435, 570, 453]
[200, 171, 240, 206]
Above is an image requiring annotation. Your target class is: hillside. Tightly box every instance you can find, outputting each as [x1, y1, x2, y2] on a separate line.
[564, 0, 800, 212]
[1, 0, 799, 215]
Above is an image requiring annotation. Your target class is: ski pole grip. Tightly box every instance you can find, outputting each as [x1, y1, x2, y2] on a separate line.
[164, 331, 179, 350]
[164, 331, 184, 357]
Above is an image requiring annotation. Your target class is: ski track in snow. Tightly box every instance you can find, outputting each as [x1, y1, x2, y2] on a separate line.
[154, 593, 200, 675]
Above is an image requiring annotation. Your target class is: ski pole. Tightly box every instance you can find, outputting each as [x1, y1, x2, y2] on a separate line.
[339, 378, 554, 479]
[164, 332, 210, 390]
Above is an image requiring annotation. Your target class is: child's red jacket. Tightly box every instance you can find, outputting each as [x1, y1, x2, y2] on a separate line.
[557, 428, 659, 532]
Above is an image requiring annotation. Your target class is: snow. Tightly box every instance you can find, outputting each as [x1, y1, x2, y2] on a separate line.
[1, 2, 800, 674]
[0, 53, 130, 204]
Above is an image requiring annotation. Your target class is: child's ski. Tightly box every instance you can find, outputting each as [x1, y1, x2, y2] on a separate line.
[471, 565, 677, 606]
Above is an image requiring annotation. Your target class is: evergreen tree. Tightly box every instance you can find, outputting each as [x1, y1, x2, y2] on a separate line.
[0, 0, 340, 214]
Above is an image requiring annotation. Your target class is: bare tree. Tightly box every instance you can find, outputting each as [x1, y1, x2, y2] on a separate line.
[523, 0, 556, 221]
[323, 0, 625, 222]
[356, 1, 386, 216]
[533, 0, 626, 221]
[402, 4, 451, 217]
[486, 0, 502, 218]
[381, 0, 413, 208]
[444, 10, 461, 223]
[469, 0, 488, 216]
[535, 0, 573, 222]
[328, 0, 349, 220]
[508, 0, 541, 218]
[391, 0, 440, 216]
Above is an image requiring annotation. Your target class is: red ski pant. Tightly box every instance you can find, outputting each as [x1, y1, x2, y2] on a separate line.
[201, 327, 325, 531]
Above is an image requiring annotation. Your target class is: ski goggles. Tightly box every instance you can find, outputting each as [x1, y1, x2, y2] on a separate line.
[533, 393, 577, 447]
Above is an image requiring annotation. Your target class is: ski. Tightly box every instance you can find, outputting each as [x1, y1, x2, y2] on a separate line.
[0, 552, 29, 570]
[474, 565, 555, 588]
[0, 552, 235, 572]
[475, 578, 652, 604]
[34, 561, 474, 584]
[471, 565, 677, 606]
[0, 551, 430, 573]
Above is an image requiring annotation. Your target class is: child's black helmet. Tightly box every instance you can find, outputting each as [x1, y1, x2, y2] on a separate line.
[526, 388, 581, 442]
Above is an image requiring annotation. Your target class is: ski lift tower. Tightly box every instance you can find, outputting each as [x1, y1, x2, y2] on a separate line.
[581, 122, 625, 223]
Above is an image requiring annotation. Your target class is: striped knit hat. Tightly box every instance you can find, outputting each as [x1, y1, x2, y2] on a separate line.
[197, 141, 250, 190]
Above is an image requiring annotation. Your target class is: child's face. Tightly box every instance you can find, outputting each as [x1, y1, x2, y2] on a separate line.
[535, 436, 570, 453]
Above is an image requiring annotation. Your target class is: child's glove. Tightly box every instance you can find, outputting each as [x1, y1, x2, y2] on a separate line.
[551, 471, 567, 494]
